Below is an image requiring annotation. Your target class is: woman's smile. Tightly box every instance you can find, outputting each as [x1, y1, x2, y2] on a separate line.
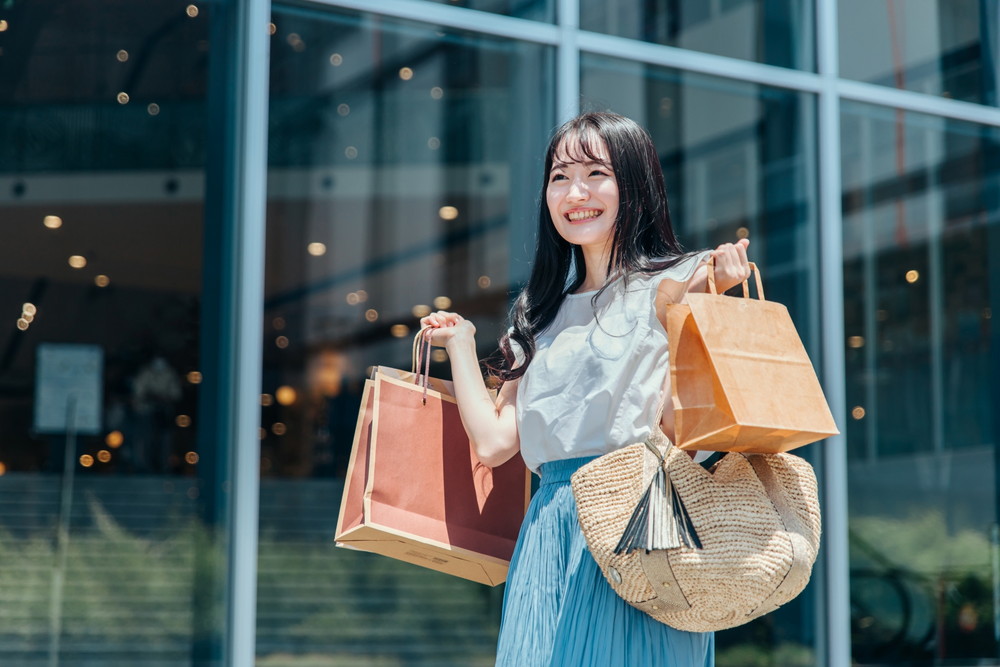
[565, 208, 605, 222]
[546, 136, 620, 255]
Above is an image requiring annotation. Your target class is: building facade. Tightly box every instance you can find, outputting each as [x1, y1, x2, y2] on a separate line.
[1, 0, 999, 664]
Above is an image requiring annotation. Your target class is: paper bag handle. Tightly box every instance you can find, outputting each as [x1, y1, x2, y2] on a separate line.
[707, 259, 765, 301]
[411, 327, 434, 404]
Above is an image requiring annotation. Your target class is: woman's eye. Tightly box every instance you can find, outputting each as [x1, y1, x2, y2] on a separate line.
[590, 169, 609, 177]
[550, 173, 567, 182]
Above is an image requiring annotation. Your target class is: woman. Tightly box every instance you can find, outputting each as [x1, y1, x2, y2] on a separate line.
[421, 112, 750, 666]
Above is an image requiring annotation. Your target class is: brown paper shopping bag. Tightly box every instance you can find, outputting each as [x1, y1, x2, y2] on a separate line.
[335, 331, 531, 586]
[666, 262, 839, 453]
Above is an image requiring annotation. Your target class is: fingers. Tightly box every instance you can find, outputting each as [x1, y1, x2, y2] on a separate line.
[419, 311, 464, 329]
[711, 242, 739, 263]
[713, 241, 749, 261]
[735, 239, 749, 267]
[711, 239, 752, 287]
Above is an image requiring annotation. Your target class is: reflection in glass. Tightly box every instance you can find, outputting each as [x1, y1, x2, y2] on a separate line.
[0, 0, 207, 663]
[260, 5, 552, 663]
[580, 0, 815, 71]
[581, 53, 819, 665]
[842, 100, 1000, 661]
[417, 0, 553, 22]
[838, 0, 1000, 104]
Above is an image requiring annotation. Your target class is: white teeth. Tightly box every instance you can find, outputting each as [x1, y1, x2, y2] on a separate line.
[567, 210, 601, 221]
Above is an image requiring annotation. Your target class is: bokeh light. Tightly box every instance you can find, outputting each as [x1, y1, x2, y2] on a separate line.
[275, 385, 297, 406]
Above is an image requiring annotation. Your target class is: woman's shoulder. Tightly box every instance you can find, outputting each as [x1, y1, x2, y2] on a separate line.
[634, 251, 712, 286]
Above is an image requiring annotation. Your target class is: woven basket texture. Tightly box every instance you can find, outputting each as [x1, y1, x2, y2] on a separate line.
[571, 436, 821, 633]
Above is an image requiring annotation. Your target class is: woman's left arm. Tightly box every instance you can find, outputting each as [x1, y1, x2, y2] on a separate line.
[654, 236, 751, 448]
[686, 237, 751, 295]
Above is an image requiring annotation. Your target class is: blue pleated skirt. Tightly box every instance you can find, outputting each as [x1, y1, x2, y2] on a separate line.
[495, 456, 715, 667]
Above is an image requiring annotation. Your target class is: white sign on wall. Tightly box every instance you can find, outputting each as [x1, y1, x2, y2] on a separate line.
[34, 343, 104, 435]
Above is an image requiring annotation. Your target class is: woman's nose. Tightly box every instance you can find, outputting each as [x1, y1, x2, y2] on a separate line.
[566, 179, 588, 201]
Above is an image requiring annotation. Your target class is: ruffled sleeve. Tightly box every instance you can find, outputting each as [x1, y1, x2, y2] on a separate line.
[649, 250, 712, 303]
[655, 250, 712, 282]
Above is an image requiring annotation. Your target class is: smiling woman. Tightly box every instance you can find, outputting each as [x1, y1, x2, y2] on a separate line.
[417, 112, 754, 666]
[546, 138, 620, 276]
[3, 0, 998, 665]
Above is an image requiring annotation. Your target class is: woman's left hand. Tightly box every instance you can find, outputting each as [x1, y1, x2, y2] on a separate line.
[710, 237, 751, 293]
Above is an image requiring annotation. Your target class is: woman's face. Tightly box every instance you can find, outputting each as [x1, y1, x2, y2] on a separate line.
[546, 134, 619, 252]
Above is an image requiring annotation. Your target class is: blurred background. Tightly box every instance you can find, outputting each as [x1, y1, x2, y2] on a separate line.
[1, 0, 999, 664]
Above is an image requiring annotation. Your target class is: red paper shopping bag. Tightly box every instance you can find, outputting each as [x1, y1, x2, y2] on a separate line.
[335, 354, 530, 586]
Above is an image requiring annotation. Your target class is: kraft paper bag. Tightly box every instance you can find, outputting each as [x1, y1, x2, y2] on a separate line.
[335, 341, 530, 586]
[666, 262, 839, 453]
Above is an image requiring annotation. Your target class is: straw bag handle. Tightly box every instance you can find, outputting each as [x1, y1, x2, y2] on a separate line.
[648, 366, 679, 459]
[622, 375, 703, 554]
[411, 327, 434, 404]
[707, 259, 764, 300]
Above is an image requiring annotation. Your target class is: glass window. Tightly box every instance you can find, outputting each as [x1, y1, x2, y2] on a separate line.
[582, 53, 821, 665]
[580, 0, 815, 71]
[260, 5, 553, 663]
[418, 0, 553, 22]
[0, 1, 209, 664]
[838, 0, 1000, 104]
[842, 100, 1000, 662]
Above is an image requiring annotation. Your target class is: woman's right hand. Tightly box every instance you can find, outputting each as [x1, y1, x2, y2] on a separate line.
[420, 310, 519, 467]
[419, 311, 477, 348]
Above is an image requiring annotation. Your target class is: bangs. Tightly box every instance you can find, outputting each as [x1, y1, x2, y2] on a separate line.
[550, 124, 612, 170]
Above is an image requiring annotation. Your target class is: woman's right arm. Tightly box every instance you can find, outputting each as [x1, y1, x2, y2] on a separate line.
[420, 311, 521, 468]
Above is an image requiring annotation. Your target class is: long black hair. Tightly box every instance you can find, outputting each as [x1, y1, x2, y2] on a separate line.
[493, 111, 695, 381]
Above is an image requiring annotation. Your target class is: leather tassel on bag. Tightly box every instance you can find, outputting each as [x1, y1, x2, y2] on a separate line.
[614, 444, 701, 554]
[670, 473, 701, 550]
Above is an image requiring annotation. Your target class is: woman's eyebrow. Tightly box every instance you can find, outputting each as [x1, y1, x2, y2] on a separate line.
[550, 159, 611, 170]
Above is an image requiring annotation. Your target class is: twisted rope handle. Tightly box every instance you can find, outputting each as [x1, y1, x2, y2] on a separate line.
[706, 259, 764, 301]
[411, 327, 434, 404]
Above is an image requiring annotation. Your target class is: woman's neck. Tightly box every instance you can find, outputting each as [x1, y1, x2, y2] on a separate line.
[575, 243, 614, 293]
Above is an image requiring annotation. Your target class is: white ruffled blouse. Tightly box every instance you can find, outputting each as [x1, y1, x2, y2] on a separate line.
[513, 252, 711, 473]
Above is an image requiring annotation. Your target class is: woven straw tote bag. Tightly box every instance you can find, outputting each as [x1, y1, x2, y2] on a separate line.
[570, 422, 821, 632]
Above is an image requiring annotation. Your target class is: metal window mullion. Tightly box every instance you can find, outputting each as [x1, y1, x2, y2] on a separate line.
[837, 78, 1000, 128]
[303, 0, 561, 45]
[556, 0, 580, 122]
[577, 31, 823, 94]
[743, 142, 757, 244]
[816, 0, 851, 665]
[224, 0, 270, 664]
[693, 159, 708, 249]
